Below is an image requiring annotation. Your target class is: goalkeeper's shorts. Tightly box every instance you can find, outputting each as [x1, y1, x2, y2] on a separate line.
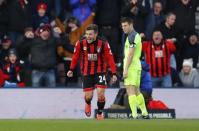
[124, 69, 141, 87]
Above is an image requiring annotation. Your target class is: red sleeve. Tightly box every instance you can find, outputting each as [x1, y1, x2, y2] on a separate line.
[166, 40, 176, 53]
[104, 42, 116, 74]
[142, 41, 148, 53]
[70, 41, 81, 71]
[0, 69, 5, 87]
[1, 64, 11, 80]
[17, 82, 25, 87]
[15, 65, 21, 74]
[3, 74, 10, 80]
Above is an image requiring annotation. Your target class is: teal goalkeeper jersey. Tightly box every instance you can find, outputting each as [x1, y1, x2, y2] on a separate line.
[123, 31, 142, 70]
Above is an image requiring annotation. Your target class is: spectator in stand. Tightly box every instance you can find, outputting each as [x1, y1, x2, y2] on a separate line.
[144, 0, 164, 40]
[32, 2, 49, 30]
[0, 35, 13, 63]
[0, 67, 5, 87]
[16, 27, 34, 64]
[179, 58, 199, 88]
[0, 0, 8, 37]
[7, 0, 32, 45]
[64, 13, 95, 46]
[53, 12, 95, 57]
[29, 0, 54, 18]
[17, 24, 62, 87]
[69, 0, 96, 24]
[1, 48, 25, 88]
[156, 12, 178, 43]
[121, 0, 149, 34]
[29, 0, 70, 21]
[140, 59, 153, 101]
[181, 32, 199, 68]
[64, 14, 94, 51]
[142, 30, 176, 87]
[156, 12, 179, 84]
[16, 27, 35, 86]
[173, 0, 199, 38]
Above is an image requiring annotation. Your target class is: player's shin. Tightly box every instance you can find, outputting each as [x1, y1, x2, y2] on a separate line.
[84, 95, 92, 117]
[97, 96, 105, 115]
[137, 93, 148, 116]
[128, 95, 138, 118]
[85, 96, 92, 105]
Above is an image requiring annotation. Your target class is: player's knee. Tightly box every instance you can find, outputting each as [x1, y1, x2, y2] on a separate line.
[97, 95, 105, 102]
[126, 87, 135, 95]
[85, 94, 93, 100]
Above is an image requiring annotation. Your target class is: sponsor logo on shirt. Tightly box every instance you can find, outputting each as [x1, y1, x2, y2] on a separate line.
[155, 50, 163, 58]
[88, 54, 98, 61]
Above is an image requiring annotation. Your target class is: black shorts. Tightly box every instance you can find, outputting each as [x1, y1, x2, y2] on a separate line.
[82, 73, 107, 92]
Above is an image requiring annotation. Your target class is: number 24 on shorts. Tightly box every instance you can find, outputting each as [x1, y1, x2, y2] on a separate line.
[99, 75, 106, 84]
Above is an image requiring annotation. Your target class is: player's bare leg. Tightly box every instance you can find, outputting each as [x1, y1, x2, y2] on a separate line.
[96, 87, 105, 120]
[84, 90, 93, 117]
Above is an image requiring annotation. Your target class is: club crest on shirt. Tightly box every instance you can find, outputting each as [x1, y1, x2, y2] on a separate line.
[97, 47, 101, 53]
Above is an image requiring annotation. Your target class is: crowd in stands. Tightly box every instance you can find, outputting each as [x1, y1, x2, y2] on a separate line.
[0, 0, 199, 88]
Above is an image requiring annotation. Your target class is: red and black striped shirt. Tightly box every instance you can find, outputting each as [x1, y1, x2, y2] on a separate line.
[142, 40, 176, 77]
[1, 61, 25, 87]
[70, 37, 116, 76]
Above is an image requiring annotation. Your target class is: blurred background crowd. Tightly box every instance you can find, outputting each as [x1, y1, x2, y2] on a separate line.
[0, 0, 199, 89]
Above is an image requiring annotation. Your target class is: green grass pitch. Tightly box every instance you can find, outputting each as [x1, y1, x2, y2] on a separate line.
[0, 119, 199, 131]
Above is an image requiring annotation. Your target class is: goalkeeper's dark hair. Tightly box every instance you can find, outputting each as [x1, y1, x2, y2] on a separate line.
[120, 17, 133, 24]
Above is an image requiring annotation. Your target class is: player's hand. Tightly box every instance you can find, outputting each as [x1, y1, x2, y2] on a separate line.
[53, 27, 62, 34]
[67, 70, 73, 77]
[140, 33, 145, 38]
[167, 38, 177, 43]
[123, 70, 128, 79]
[111, 75, 117, 84]
[25, 31, 34, 39]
